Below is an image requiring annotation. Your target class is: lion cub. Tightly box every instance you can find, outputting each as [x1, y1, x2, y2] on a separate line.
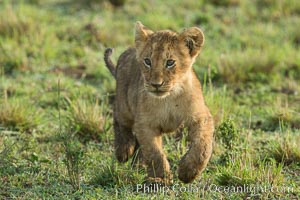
[104, 22, 214, 184]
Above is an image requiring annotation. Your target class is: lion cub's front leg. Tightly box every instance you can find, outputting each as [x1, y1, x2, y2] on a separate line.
[178, 109, 214, 183]
[134, 124, 172, 184]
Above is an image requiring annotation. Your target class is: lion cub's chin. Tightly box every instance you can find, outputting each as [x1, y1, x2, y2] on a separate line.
[147, 91, 170, 99]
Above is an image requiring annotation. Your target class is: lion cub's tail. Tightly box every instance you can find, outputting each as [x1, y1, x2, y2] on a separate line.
[104, 48, 116, 78]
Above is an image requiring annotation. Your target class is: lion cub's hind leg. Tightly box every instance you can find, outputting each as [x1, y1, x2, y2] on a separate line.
[114, 120, 136, 163]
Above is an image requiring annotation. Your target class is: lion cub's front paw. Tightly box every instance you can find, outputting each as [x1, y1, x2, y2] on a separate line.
[178, 158, 201, 183]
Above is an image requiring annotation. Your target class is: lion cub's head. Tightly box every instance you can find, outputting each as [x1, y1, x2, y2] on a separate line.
[135, 21, 204, 98]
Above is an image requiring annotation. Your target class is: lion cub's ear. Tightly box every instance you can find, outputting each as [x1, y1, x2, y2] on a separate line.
[179, 27, 205, 58]
[135, 21, 153, 52]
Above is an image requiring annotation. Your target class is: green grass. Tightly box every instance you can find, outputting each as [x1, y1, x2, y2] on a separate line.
[0, 0, 300, 199]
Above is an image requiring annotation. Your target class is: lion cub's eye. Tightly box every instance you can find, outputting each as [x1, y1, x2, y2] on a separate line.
[166, 59, 175, 69]
[143, 58, 151, 68]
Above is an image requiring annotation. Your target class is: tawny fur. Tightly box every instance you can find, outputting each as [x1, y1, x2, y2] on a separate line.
[104, 21, 214, 184]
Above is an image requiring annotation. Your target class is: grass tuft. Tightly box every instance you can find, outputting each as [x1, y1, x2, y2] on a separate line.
[266, 138, 300, 166]
[65, 97, 107, 143]
[0, 98, 40, 133]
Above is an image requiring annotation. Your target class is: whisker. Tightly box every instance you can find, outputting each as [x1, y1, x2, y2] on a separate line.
[138, 87, 146, 94]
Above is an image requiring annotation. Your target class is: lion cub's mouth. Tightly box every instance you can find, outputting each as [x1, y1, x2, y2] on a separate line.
[148, 90, 170, 98]
[144, 83, 171, 98]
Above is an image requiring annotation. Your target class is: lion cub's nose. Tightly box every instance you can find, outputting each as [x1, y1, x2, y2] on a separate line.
[151, 81, 164, 89]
